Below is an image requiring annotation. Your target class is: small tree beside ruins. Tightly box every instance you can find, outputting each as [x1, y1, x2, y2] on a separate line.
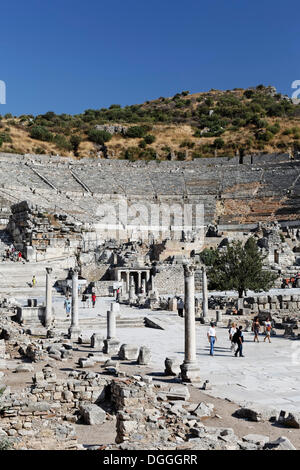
[205, 237, 278, 298]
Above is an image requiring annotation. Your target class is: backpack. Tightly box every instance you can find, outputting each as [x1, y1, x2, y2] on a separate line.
[232, 331, 239, 344]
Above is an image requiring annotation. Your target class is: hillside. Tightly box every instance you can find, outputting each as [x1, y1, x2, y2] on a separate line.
[1, 85, 300, 161]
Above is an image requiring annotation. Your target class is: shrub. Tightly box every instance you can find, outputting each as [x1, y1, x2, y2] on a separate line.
[255, 130, 273, 142]
[0, 132, 12, 143]
[126, 125, 151, 138]
[139, 140, 147, 149]
[0, 137, 2, 147]
[88, 129, 112, 145]
[29, 126, 53, 142]
[213, 137, 225, 148]
[267, 123, 280, 134]
[143, 134, 156, 144]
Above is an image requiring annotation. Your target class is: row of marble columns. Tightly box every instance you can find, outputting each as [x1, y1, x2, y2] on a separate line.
[117, 270, 150, 294]
[44, 263, 204, 383]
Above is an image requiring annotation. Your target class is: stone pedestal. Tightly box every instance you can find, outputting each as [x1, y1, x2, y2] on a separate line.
[104, 305, 120, 354]
[165, 357, 181, 376]
[118, 344, 139, 361]
[216, 310, 222, 324]
[91, 333, 104, 350]
[180, 263, 200, 383]
[138, 346, 151, 365]
[103, 338, 120, 355]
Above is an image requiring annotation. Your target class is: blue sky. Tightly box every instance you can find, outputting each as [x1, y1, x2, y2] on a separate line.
[0, 0, 299, 115]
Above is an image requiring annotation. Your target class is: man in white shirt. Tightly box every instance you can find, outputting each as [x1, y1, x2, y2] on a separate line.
[229, 322, 237, 352]
[207, 322, 217, 356]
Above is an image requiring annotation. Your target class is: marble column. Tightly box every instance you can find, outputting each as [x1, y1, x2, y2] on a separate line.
[180, 263, 201, 382]
[107, 309, 116, 339]
[103, 303, 120, 354]
[45, 267, 53, 328]
[126, 271, 130, 293]
[129, 275, 136, 302]
[202, 266, 208, 319]
[68, 268, 81, 339]
[137, 271, 142, 292]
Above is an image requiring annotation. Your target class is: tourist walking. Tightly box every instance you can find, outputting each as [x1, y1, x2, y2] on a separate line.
[64, 297, 71, 317]
[207, 322, 217, 356]
[229, 322, 237, 352]
[91, 293, 96, 308]
[32, 275, 36, 288]
[252, 317, 260, 342]
[177, 298, 184, 317]
[264, 317, 272, 343]
[233, 326, 244, 357]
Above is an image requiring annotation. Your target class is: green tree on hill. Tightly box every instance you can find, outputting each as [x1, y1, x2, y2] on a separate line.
[70, 135, 82, 156]
[205, 238, 278, 298]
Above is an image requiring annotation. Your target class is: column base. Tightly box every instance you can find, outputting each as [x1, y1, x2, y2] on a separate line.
[103, 338, 120, 355]
[68, 326, 81, 340]
[180, 361, 201, 383]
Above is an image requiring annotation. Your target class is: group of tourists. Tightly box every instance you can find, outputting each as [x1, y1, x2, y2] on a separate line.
[207, 322, 244, 357]
[3, 246, 22, 262]
[64, 291, 97, 315]
[252, 316, 272, 343]
[207, 317, 273, 357]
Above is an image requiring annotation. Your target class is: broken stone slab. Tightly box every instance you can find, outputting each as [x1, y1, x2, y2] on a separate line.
[191, 402, 214, 418]
[79, 404, 106, 425]
[118, 344, 139, 361]
[78, 357, 96, 368]
[238, 441, 259, 450]
[88, 353, 105, 363]
[137, 346, 151, 365]
[78, 334, 91, 344]
[157, 386, 190, 402]
[276, 410, 300, 429]
[164, 357, 180, 376]
[61, 349, 73, 359]
[14, 364, 34, 373]
[104, 359, 119, 368]
[242, 434, 270, 446]
[264, 436, 296, 451]
[234, 406, 277, 422]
